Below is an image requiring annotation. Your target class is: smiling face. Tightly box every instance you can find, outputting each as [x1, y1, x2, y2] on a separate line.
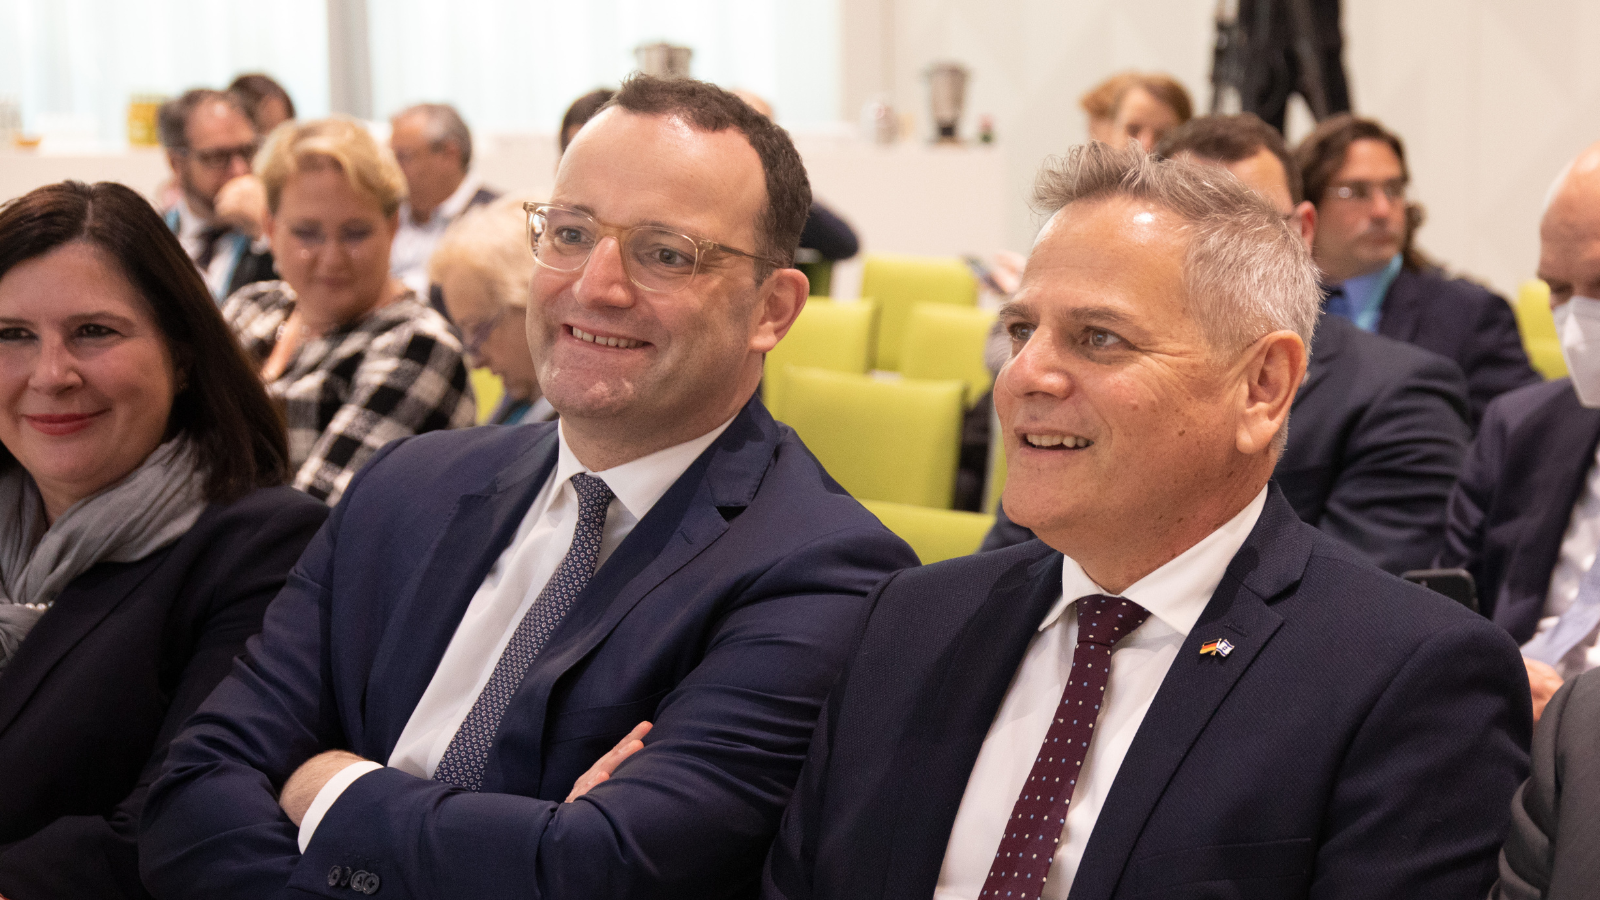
[528, 107, 804, 468]
[1311, 138, 1407, 282]
[996, 197, 1273, 589]
[0, 242, 178, 521]
[266, 163, 398, 326]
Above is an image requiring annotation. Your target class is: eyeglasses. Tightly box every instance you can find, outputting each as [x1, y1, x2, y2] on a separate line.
[284, 223, 383, 261]
[460, 306, 510, 356]
[524, 202, 782, 294]
[1328, 178, 1407, 204]
[180, 141, 261, 171]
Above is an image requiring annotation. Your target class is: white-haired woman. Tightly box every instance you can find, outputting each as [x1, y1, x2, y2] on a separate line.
[430, 197, 553, 425]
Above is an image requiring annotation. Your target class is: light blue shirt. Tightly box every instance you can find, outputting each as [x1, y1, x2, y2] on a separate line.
[1325, 253, 1403, 332]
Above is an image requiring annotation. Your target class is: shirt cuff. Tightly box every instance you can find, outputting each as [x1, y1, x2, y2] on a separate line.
[298, 760, 384, 852]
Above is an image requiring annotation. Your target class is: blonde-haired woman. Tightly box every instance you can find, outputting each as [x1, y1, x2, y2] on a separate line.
[429, 197, 553, 425]
[224, 117, 475, 505]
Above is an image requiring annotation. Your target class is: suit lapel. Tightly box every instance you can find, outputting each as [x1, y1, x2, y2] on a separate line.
[361, 428, 560, 753]
[1375, 269, 1424, 342]
[0, 550, 168, 738]
[1294, 312, 1343, 406]
[481, 399, 779, 785]
[1066, 490, 1307, 900]
[880, 550, 1067, 900]
[1503, 389, 1600, 615]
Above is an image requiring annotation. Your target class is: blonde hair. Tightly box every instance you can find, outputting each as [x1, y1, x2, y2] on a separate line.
[256, 117, 407, 217]
[429, 196, 533, 311]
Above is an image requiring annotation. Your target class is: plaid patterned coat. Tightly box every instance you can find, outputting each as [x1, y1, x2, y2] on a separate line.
[226, 281, 476, 505]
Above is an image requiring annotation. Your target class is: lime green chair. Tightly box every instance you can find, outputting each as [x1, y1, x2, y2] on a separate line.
[861, 499, 995, 564]
[860, 254, 978, 372]
[780, 367, 965, 508]
[983, 408, 1007, 515]
[763, 298, 877, 417]
[900, 304, 997, 407]
[469, 368, 504, 425]
[1514, 279, 1567, 380]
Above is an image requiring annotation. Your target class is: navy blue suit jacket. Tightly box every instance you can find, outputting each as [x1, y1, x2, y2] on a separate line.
[766, 487, 1531, 900]
[141, 397, 917, 900]
[1376, 267, 1539, 429]
[1439, 378, 1600, 644]
[986, 315, 1471, 575]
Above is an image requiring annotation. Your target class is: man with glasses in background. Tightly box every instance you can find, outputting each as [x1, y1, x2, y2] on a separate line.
[141, 75, 917, 900]
[1296, 114, 1538, 427]
[158, 88, 276, 301]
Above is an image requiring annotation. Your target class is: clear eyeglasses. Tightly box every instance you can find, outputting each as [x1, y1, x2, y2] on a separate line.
[1328, 178, 1408, 204]
[523, 202, 781, 293]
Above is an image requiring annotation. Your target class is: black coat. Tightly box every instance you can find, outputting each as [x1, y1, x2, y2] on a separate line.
[1375, 267, 1540, 430]
[0, 485, 326, 899]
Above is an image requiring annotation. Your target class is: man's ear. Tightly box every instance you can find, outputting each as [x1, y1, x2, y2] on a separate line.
[749, 268, 809, 354]
[1293, 200, 1317, 251]
[1235, 329, 1306, 455]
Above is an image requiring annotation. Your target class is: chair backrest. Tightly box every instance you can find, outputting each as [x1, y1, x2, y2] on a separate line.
[860, 254, 978, 371]
[470, 368, 504, 425]
[861, 499, 995, 565]
[1514, 278, 1566, 379]
[762, 298, 878, 417]
[781, 366, 965, 508]
[900, 304, 997, 407]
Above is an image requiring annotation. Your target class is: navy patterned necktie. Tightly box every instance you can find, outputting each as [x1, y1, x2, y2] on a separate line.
[979, 594, 1150, 900]
[434, 472, 615, 791]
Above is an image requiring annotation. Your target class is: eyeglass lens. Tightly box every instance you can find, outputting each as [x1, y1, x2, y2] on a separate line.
[193, 143, 260, 169]
[529, 206, 701, 292]
[1332, 179, 1407, 203]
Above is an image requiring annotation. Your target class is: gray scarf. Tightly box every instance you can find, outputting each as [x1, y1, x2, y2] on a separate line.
[0, 438, 207, 672]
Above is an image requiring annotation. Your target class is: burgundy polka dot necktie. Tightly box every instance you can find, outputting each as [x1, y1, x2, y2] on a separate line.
[979, 593, 1150, 899]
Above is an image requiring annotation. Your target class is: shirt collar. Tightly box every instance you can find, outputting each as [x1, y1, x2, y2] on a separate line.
[551, 413, 737, 523]
[402, 173, 482, 227]
[1335, 253, 1403, 332]
[1041, 485, 1270, 636]
[174, 196, 211, 241]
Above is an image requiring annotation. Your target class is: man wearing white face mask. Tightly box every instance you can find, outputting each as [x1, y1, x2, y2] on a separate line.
[1440, 141, 1600, 723]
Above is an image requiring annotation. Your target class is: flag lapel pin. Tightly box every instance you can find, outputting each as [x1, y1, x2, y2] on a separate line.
[1199, 638, 1235, 658]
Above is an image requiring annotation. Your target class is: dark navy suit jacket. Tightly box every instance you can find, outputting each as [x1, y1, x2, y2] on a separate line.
[766, 487, 1530, 900]
[1439, 378, 1600, 644]
[141, 397, 916, 900]
[986, 315, 1471, 575]
[1375, 267, 1539, 429]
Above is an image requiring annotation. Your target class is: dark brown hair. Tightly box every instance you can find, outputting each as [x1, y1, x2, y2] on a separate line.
[1294, 113, 1409, 209]
[228, 73, 297, 129]
[158, 88, 254, 150]
[559, 88, 616, 155]
[606, 75, 812, 281]
[0, 181, 289, 501]
[1155, 113, 1303, 203]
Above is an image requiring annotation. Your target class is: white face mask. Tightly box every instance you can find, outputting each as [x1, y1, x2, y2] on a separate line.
[1554, 296, 1600, 407]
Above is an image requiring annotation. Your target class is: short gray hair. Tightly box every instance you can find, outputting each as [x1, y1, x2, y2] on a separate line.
[393, 103, 473, 169]
[1033, 142, 1320, 354]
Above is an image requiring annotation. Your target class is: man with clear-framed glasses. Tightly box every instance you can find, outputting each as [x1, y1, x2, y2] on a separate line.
[157, 88, 276, 302]
[142, 75, 917, 900]
[1295, 113, 1537, 428]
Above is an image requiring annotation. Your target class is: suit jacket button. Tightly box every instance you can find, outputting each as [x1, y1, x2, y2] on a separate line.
[363, 873, 381, 894]
[328, 866, 343, 887]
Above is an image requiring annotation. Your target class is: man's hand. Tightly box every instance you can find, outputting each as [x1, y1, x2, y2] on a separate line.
[214, 174, 268, 239]
[1525, 658, 1563, 723]
[566, 722, 652, 802]
[279, 750, 369, 827]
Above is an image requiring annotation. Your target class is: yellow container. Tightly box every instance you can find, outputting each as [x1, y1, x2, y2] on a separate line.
[127, 94, 166, 146]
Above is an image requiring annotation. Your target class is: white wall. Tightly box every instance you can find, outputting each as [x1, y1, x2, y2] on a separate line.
[843, 0, 1600, 299]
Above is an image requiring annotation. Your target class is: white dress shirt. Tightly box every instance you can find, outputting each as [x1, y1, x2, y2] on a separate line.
[390, 173, 484, 296]
[933, 487, 1268, 900]
[1531, 443, 1600, 678]
[297, 416, 734, 850]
